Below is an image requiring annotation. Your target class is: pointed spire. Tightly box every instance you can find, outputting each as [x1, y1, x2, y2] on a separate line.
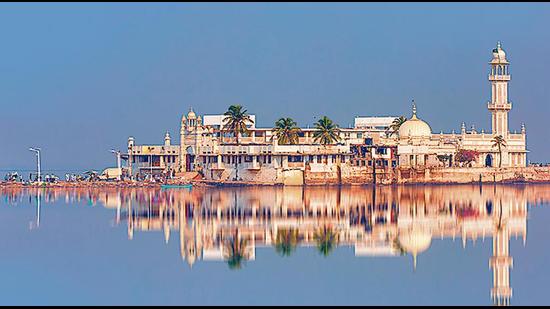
[411, 99, 417, 119]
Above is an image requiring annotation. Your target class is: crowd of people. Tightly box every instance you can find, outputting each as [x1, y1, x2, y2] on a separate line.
[2, 169, 178, 184]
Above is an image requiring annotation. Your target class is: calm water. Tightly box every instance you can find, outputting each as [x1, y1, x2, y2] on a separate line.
[1, 184, 550, 306]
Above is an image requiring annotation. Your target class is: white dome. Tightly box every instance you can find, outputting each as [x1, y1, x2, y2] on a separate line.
[398, 228, 432, 255]
[187, 108, 197, 119]
[491, 41, 508, 64]
[399, 112, 432, 138]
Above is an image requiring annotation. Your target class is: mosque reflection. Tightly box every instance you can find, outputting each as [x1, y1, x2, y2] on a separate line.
[4, 184, 550, 306]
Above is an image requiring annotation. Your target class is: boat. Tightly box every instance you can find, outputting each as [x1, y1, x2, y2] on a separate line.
[160, 184, 192, 190]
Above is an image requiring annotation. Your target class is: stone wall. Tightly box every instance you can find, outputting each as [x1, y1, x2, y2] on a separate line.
[199, 163, 550, 186]
[398, 166, 550, 184]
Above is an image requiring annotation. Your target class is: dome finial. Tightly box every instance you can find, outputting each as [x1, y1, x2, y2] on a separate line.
[497, 41, 502, 49]
[412, 99, 417, 119]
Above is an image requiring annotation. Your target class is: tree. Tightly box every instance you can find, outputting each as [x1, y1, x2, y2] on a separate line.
[313, 116, 341, 145]
[455, 149, 480, 166]
[492, 135, 507, 168]
[273, 118, 301, 145]
[274, 228, 300, 257]
[222, 105, 254, 144]
[387, 116, 407, 137]
[314, 226, 339, 257]
[223, 230, 249, 270]
[392, 237, 408, 256]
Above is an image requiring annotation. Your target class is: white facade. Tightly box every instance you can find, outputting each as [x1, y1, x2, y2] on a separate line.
[354, 116, 398, 130]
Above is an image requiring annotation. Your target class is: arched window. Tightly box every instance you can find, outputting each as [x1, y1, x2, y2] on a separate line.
[485, 154, 493, 167]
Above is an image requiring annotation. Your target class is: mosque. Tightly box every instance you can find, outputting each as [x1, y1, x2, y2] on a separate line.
[395, 41, 526, 169]
[122, 42, 529, 184]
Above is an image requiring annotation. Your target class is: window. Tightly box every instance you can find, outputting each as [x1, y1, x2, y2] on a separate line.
[365, 138, 373, 145]
[376, 147, 387, 155]
[245, 156, 253, 163]
[288, 156, 303, 163]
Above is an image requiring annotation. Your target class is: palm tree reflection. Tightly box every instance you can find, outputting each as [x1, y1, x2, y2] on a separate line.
[223, 230, 250, 270]
[274, 228, 300, 257]
[314, 226, 339, 257]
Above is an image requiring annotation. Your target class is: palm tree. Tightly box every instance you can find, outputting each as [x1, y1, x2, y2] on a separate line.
[313, 116, 341, 145]
[223, 105, 254, 144]
[388, 116, 407, 137]
[273, 118, 301, 145]
[223, 230, 249, 270]
[491, 135, 507, 168]
[314, 226, 339, 257]
[274, 228, 299, 257]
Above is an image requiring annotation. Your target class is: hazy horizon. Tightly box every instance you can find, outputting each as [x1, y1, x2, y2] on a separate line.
[1, 3, 549, 173]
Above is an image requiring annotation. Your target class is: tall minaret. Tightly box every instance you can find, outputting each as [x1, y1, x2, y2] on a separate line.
[488, 41, 511, 137]
[490, 202, 513, 306]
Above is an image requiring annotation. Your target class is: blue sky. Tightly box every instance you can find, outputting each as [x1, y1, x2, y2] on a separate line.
[1, 3, 549, 172]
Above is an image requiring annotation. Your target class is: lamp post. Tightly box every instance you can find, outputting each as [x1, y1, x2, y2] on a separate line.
[110, 149, 121, 180]
[29, 147, 41, 183]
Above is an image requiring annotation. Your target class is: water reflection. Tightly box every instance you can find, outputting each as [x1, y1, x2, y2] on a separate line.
[3, 184, 550, 306]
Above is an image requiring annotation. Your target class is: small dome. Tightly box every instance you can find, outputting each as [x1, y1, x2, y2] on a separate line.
[491, 41, 508, 63]
[187, 108, 197, 119]
[399, 103, 432, 138]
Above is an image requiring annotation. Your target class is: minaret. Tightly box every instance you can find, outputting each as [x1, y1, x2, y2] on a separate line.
[179, 114, 187, 172]
[488, 41, 511, 137]
[490, 203, 513, 306]
[164, 131, 171, 146]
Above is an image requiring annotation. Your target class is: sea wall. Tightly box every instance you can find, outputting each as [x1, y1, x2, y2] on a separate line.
[198, 164, 550, 186]
[408, 166, 550, 184]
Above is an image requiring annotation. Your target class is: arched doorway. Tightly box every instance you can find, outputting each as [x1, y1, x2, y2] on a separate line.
[485, 154, 493, 167]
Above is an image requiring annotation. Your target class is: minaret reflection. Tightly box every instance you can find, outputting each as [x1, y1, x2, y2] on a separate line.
[1, 185, 548, 305]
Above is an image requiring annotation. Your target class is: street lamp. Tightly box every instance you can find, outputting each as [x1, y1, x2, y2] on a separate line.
[29, 147, 41, 183]
[110, 149, 122, 180]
